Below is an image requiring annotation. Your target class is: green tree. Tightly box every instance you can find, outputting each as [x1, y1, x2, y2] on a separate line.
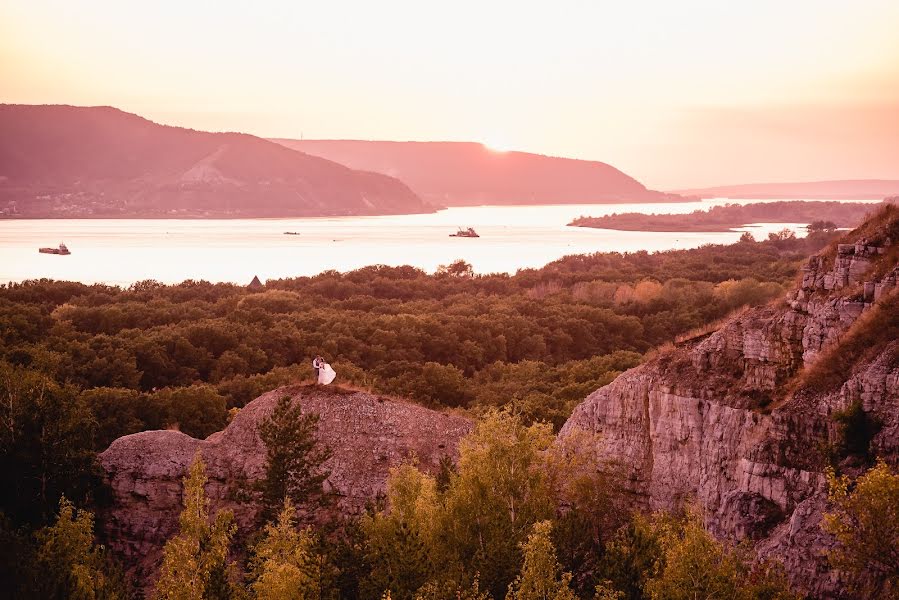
[506, 520, 577, 600]
[599, 512, 673, 600]
[257, 396, 332, 522]
[155, 453, 236, 600]
[545, 428, 627, 596]
[361, 464, 440, 600]
[767, 228, 796, 242]
[823, 461, 899, 598]
[807, 220, 838, 234]
[436, 260, 474, 278]
[442, 409, 555, 598]
[642, 509, 798, 600]
[248, 498, 325, 600]
[413, 576, 490, 600]
[594, 581, 625, 600]
[0, 362, 98, 525]
[830, 400, 881, 463]
[362, 519, 433, 600]
[0, 511, 36, 598]
[151, 385, 229, 439]
[643, 511, 742, 600]
[79, 387, 146, 449]
[33, 496, 128, 600]
[390, 362, 473, 408]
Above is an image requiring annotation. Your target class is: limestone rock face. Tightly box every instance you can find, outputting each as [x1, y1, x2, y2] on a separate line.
[560, 225, 898, 598]
[99, 386, 472, 584]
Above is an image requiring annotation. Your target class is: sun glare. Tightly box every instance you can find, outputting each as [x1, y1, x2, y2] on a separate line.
[482, 139, 511, 153]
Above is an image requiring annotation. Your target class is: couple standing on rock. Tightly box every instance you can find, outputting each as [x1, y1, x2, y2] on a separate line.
[312, 355, 337, 385]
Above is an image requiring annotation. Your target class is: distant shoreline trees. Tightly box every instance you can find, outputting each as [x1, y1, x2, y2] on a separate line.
[570, 200, 879, 232]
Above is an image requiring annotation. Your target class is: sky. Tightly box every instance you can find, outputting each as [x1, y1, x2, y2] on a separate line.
[2, 0, 899, 189]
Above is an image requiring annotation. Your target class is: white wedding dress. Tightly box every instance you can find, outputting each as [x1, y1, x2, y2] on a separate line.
[318, 362, 337, 385]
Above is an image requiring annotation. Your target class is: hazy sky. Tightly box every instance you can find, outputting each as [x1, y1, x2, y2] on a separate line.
[2, 0, 899, 189]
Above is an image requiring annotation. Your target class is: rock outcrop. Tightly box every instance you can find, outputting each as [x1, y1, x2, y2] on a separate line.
[99, 386, 471, 585]
[559, 205, 899, 598]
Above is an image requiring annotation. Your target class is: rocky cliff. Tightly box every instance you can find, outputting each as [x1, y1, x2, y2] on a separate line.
[99, 386, 471, 584]
[559, 205, 899, 598]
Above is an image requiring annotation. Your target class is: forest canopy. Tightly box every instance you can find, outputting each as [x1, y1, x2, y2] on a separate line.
[0, 233, 828, 452]
[0, 230, 857, 599]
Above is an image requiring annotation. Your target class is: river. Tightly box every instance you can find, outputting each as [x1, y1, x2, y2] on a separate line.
[0, 198, 880, 285]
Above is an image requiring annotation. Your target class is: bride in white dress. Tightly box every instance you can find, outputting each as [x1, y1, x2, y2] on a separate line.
[315, 357, 336, 385]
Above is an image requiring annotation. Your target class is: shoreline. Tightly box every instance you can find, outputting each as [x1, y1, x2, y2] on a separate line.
[568, 199, 887, 233]
[0, 196, 704, 221]
[569, 222, 767, 233]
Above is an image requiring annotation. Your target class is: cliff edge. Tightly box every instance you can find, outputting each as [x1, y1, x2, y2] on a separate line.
[559, 204, 899, 598]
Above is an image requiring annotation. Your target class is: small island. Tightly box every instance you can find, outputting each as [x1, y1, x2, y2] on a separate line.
[568, 200, 883, 232]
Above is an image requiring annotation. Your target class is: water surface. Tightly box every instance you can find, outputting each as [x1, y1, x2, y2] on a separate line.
[0, 198, 879, 285]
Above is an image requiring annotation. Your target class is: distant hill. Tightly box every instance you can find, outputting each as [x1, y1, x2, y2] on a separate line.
[0, 105, 431, 218]
[272, 139, 683, 206]
[675, 179, 899, 200]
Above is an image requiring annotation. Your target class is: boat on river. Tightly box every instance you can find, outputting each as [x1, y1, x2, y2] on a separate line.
[449, 227, 480, 238]
[38, 242, 70, 255]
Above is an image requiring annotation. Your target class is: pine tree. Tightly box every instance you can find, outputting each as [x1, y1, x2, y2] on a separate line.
[258, 396, 332, 521]
[505, 520, 577, 600]
[155, 453, 236, 600]
[248, 498, 324, 600]
[362, 519, 433, 600]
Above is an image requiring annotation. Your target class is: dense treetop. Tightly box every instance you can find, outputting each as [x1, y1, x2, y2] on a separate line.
[1, 234, 824, 442]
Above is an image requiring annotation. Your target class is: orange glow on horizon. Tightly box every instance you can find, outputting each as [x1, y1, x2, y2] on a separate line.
[2, 0, 899, 188]
[482, 140, 512, 154]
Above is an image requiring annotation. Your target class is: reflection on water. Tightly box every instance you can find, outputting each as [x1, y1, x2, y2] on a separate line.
[0, 198, 880, 285]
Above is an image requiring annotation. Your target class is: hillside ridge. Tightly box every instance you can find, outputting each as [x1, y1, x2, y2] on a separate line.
[272, 138, 684, 206]
[0, 104, 431, 218]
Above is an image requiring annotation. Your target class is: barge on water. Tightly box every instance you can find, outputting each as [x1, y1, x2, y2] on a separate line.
[39, 243, 71, 255]
[449, 227, 480, 238]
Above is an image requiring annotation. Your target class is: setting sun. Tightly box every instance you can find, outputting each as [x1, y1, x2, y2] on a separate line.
[482, 139, 512, 153]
